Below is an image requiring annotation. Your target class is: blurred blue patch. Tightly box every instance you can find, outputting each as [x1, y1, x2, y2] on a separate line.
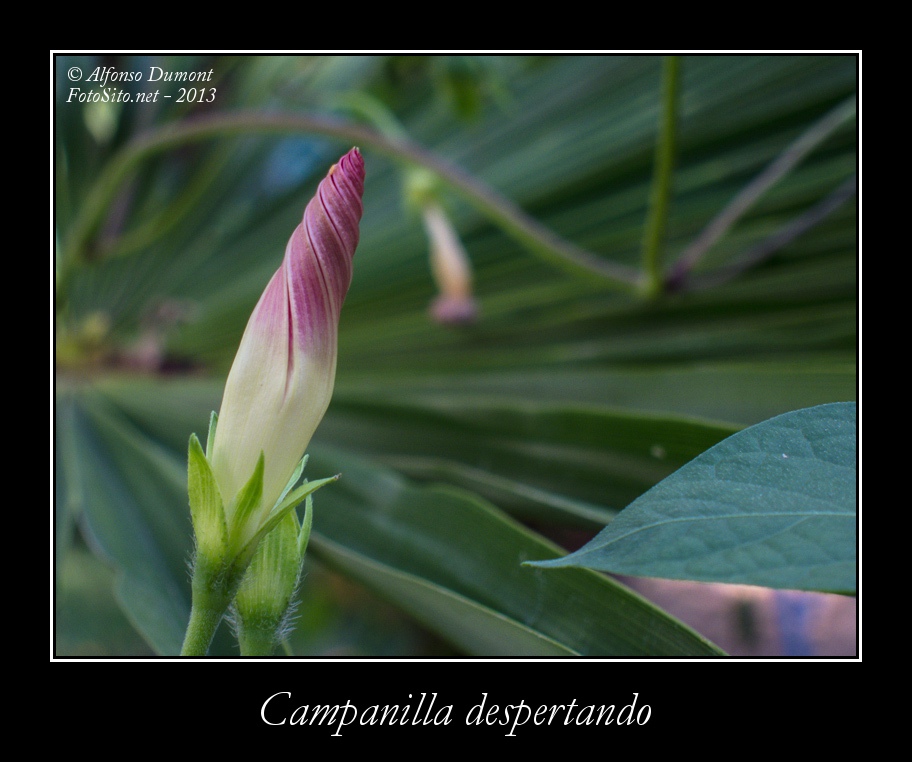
[775, 590, 822, 656]
[261, 137, 334, 194]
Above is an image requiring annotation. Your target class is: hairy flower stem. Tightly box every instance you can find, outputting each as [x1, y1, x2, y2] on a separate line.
[180, 556, 244, 656]
[181, 600, 229, 656]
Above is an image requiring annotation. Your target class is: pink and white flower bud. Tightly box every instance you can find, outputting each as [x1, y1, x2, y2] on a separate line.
[210, 148, 364, 538]
[422, 202, 478, 325]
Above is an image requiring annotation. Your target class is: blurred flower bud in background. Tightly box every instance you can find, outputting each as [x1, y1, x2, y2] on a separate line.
[422, 201, 478, 325]
[405, 166, 478, 326]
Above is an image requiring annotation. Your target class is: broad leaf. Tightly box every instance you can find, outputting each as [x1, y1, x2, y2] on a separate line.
[530, 403, 856, 594]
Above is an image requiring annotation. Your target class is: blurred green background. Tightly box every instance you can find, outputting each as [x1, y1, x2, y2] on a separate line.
[54, 54, 857, 657]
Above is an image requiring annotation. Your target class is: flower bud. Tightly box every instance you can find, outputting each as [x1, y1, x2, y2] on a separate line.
[232, 495, 314, 655]
[210, 148, 365, 547]
[421, 202, 478, 325]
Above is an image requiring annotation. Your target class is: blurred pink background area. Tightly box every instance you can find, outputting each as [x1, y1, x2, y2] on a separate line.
[621, 577, 857, 657]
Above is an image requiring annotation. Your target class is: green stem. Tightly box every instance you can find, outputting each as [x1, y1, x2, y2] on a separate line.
[59, 113, 640, 293]
[640, 55, 681, 298]
[181, 599, 229, 656]
[180, 556, 237, 656]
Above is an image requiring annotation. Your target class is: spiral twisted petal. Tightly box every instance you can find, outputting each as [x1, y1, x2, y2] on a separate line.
[211, 148, 364, 535]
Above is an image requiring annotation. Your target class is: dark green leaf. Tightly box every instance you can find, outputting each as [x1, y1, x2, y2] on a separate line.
[530, 403, 856, 594]
[65, 391, 194, 654]
[307, 446, 724, 656]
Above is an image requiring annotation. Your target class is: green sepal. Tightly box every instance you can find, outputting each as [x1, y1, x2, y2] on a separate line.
[235, 509, 302, 626]
[226, 451, 265, 553]
[234, 507, 302, 656]
[235, 490, 318, 654]
[274, 453, 308, 511]
[187, 433, 227, 561]
[205, 411, 218, 459]
[298, 494, 314, 558]
[273, 474, 338, 523]
[237, 474, 338, 568]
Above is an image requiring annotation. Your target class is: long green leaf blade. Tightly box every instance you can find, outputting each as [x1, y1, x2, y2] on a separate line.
[312, 535, 578, 656]
[307, 446, 724, 656]
[67, 392, 194, 654]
